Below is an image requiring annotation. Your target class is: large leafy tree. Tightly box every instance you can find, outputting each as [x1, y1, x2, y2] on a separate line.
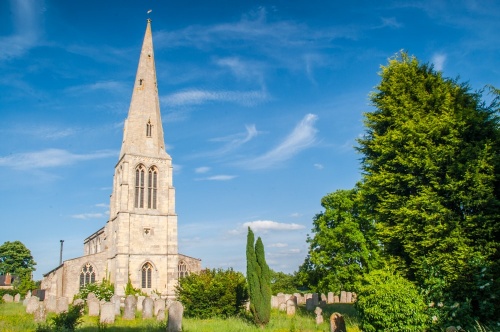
[246, 227, 271, 327]
[299, 189, 380, 293]
[0, 241, 36, 278]
[357, 52, 500, 324]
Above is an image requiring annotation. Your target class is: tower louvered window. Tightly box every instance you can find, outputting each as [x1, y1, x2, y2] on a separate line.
[135, 165, 145, 208]
[79, 263, 96, 289]
[141, 262, 153, 288]
[148, 167, 158, 209]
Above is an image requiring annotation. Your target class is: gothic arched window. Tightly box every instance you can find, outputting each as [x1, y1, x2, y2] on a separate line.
[141, 262, 153, 288]
[178, 261, 188, 279]
[146, 120, 152, 137]
[147, 167, 158, 209]
[135, 165, 146, 208]
[79, 263, 96, 289]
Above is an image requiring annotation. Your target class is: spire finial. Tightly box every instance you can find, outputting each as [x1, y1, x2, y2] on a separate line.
[147, 9, 152, 23]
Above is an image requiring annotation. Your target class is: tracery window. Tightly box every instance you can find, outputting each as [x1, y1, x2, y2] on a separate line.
[178, 261, 188, 279]
[79, 263, 96, 289]
[135, 165, 145, 208]
[147, 167, 158, 209]
[141, 262, 153, 288]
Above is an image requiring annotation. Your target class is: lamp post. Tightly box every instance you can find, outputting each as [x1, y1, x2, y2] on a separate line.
[59, 240, 64, 266]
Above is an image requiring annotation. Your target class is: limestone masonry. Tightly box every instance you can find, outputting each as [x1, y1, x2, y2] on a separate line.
[41, 20, 201, 300]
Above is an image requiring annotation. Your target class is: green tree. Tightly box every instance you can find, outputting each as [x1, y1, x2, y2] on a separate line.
[357, 52, 500, 326]
[299, 189, 380, 293]
[0, 241, 37, 295]
[175, 268, 248, 319]
[270, 270, 298, 295]
[246, 227, 271, 327]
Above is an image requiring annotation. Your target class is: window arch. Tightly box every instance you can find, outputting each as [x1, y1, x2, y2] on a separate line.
[135, 165, 146, 208]
[178, 261, 188, 279]
[79, 263, 96, 289]
[148, 167, 158, 209]
[141, 262, 153, 288]
[146, 120, 152, 137]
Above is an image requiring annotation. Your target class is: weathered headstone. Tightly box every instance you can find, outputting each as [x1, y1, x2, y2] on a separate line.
[142, 297, 154, 319]
[154, 298, 165, 316]
[34, 303, 47, 323]
[137, 295, 145, 311]
[346, 292, 352, 303]
[286, 298, 296, 316]
[26, 296, 40, 314]
[14, 293, 20, 302]
[277, 293, 286, 307]
[333, 295, 340, 303]
[271, 295, 279, 309]
[56, 297, 69, 313]
[315, 306, 324, 325]
[73, 298, 84, 307]
[88, 296, 100, 317]
[327, 292, 334, 304]
[111, 295, 121, 316]
[279, 302, 287, 311]
[166, 301, 183, 332]
[321, 293, 327, 302]
[340, 291, 347, 303]
[26, 290, 32, 298]
[2, 294, 13, 303]
[23, 297, 30, 306]
[306, 298, 314, 311]
[312, 293, 319, 306]
[100, 302, 115, 324]
[293, 293, 303, 305]
[44, 295, 57, 313]
[123, 295, 137, 320]
[157, 308, 165, 321]
[330, 312, 346, 332]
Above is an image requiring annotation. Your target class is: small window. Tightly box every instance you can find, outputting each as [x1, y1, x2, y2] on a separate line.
[178, 261, 188, 279]
[139, 79, 143, 86]
[142, 263, 153, 288]
[146, 121, 152, 137]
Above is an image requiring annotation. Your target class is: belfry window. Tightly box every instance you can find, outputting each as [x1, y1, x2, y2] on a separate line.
[147, 167, 158, 209]
[141, 262, 153, 288]
[135, 165, 146, 208]
[178, 261, 188, 279]
[139, 79, 143, 86]
[146, 120, 152, 137]
[79, 263, 96, 289]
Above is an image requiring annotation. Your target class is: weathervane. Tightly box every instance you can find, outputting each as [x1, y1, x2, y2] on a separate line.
[147, 9, 152, 22]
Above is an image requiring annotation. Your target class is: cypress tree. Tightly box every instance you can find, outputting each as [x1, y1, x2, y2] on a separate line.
[246, 227, 271, 326]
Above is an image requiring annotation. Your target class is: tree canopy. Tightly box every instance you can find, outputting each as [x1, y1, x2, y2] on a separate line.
[0, 241, 36, 278]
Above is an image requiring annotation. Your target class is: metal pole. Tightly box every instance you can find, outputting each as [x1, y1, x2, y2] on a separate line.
[59, 240, 64, 265]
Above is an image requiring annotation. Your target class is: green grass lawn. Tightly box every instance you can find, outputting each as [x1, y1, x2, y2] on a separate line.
[0, 302, 360, 332]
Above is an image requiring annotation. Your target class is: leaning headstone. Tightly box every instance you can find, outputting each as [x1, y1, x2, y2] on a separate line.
[34, 303, 47, 323]
[312, 293, 319, 306]
[26, 290, 32, 298]
[157, 308, 165, 321]
[44, 295, 57, 313]
[137, 295, 145, 311]
[333, 295, 340, 303]
[111, 295, 121, 316]
[56, 297, 69, 314]
[306, 298, 314, 311]
[2, 294, 13, 303]
[142, 297, 154, 319]
[330, 312, 346, 332]
[315, 306, 324, 325]
[340, 291, 347, 303]
[88, 297, 100, 317]
[154, 298, 165, 316]
[166, 301, 183, 332]
[100, 302, 115, 324]
[123, 295, 137, 320]
[26, 296, 40, 314]
[346, 292, 352, 303]
[286, 299, 296, 316]
[14, 293, 21, 302]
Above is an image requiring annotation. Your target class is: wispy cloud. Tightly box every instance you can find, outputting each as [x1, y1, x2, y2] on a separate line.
[0, 149, 116, 170]
[195, 166, 211, 174]
[0, 0, 43, 61]
[432, 53, 446, 71]
[65, 81, 127, 95]
[243, 220, 305, 232]
[207, 124, 259, 157]
[162, 89, 268, 107]
[379, 17, 403, 29]
[243, 114, 318, 169]
[197, 175, 237, 181]
[314, 163, 324, 170]
[269, 243, 288, 248]
[71, 213, 107, 220]
[215, 56, 266, 84]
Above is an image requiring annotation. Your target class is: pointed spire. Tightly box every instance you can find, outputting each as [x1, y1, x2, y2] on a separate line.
[120, 19, 168, 159]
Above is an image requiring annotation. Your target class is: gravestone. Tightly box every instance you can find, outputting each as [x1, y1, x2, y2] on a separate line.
[286, 298, 296, 316]
[271, 295, 279, 309]
[56, 297, 69, 313]
[44, 295, 57, 313]
[327, 292, 334, 304]
[154, 298, 165, 316]
[23, 297, 30, 306]
[26, 296, 40, 314]
[312, 293, 319, 306]
[100, 302, 115, 324]
[88, 296, 100, 317]
[137, 295, 145, 311]
[277, 293, 286, 308]
[279, 302, 287, 311]
[34, 303, 47, 323]
[306, 298, 314, 311]
[293, 293, 303, 305]
[111, 295, 121, 316]
[330, 312, 346, 332]
[14, 293, 20, 302]
[315, 306, 324, 325]
[340, 291, 347, 303]
[333, 295, 340, 303]
[346, 292, 352, 303]
[166, 301, 183, 332]
[2, 294, 13, 302]
[73, 298, 84, 307]
[142, 297, 154, 319]
[123, 295, 137, 320]
[157, 308, 165, 321]
[321, 293, 327, 302]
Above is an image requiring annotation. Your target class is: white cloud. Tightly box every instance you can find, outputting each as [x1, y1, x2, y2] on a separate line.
[432, 53, 446, 71]
[290, 212, 302, 218]
[162, 89, 268, 107]
[243, 220, 305, 232]
[269, 243, 288, 248]
[71, 213, 106, 220]
[244, 114, 318, 169]
[95, 203, 109, 208]
[314, 163, 324, 170]
[195, 166, 211, 173]
[65, 81, 127, 95]
[199, 175, 237, 181]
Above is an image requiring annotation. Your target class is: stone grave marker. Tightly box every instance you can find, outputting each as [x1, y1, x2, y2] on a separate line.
[142, 297, 154, 319]
[166, 301, 183, 332]
[154, 298, 165, 316]
[100, 302, 115, 324]
[111, 295, 121, 316]
[44, 295, 57, 313]
[330, 312, 346, 332]
[315, 306, 324, 325]
[123, 295, 137, 320]
[286, 298, 296, 316]
[14, 293, 20, 302]
[2, 294, 13, 303]
[346, 292, 352, 303]
[56, 297, 69, 313]
[26, 296, 40, 314]
[340, 291, 347, 303]
[34, 303, 47, 323]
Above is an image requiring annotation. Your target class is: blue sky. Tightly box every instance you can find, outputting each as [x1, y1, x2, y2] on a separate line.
[1, 0, 499, 280]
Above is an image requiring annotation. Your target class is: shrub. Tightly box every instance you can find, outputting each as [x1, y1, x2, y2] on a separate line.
[354, 269, 428, 332]
[175, 268, 248, 319]
[75, 279, 114, 302]
[124, 276, 146, 296]
[36, 302, 84, 331]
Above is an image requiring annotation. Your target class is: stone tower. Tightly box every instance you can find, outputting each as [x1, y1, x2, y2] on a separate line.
[41, 20, 201, 301]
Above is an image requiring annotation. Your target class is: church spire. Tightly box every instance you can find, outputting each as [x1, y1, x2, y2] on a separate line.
[120, 19, 167, 159]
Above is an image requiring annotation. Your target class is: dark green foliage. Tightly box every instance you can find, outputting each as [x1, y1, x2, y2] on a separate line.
[124, 276, 145, 296]
[357, 52, 500, 327]
[175, 268, 248, 319]
[0, 241, 37, 295]
[299, 189, 380, 293]
[355, 269, 428, 332]
[75, 278, 114, 302]
[270, 270, 299, 295]
[36, 302, 84, 331]
[246, 227, 271, 326]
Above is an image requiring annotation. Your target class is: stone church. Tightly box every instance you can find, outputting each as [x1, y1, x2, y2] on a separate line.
[41, 20, 201, 300]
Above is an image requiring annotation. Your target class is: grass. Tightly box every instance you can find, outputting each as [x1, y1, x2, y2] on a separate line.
[0, 302, 360, 332]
